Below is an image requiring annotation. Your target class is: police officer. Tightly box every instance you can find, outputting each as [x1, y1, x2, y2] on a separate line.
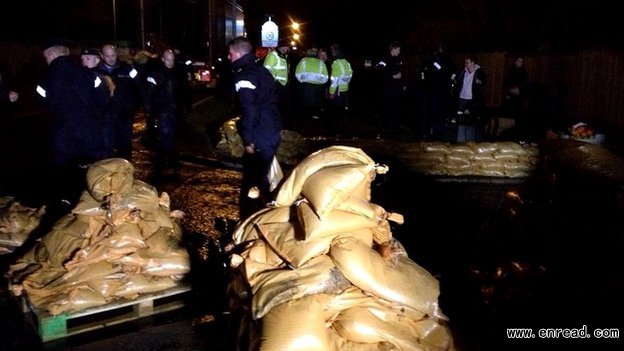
[263, 39, 292, 128]
[328, 44, 353, 137]
[96, 44, 141, 161]
[144, 49, 186, 179]
[377, 41, 406, 132]
[295, 48, 329, 135]
[229, 36, 282, 219]
[37, 40, 109, 210]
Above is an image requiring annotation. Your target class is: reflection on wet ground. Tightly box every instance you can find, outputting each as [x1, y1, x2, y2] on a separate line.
[1, 106, 623, 351]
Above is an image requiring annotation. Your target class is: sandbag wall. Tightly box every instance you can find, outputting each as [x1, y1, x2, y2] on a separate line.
[8, 158, 190, 316]
[229, 146, 453, 351]
[398, 141, 539, 178]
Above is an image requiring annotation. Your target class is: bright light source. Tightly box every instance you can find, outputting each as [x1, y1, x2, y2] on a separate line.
[292, 22, 300, 31]
[290, 40, 296, 46]
[293, 34, 300, 40]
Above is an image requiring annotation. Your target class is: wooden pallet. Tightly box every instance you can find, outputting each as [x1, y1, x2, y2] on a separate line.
[23, 282, 192, 342]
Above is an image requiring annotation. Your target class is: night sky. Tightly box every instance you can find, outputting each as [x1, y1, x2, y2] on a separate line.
[1, 0, 621, 55]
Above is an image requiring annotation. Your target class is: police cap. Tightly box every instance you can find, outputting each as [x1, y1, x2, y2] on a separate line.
[80, 47, 101, 56]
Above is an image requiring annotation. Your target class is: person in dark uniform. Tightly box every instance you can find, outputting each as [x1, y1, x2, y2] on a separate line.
[36, 40, 110, 210]
[228, 36, 282, 219]
[96, 44, 141, 161]
[377, 41, 406, 132]
[143, 49, 185, 179]
[423, 42, 456, 140]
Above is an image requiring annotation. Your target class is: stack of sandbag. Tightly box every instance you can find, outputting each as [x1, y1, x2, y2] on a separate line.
[398, 141, 538, 178]
[8, 158, 190, 316]
[215, 117, 309, 166]
[228, 146, 453, 351]
[0, 197, 46, 253]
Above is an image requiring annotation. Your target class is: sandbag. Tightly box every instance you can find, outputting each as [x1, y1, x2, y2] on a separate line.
[259, 294, 331, 351]
[86, 158, 135, 201]
[327, 328, 394, 351]
[250, 254, 350, 319]
[329, 237, 440, 316]
[302, 164, 374, 218]
[46, 286, 108, 316]
[274, 146, 375, 207]
[232, 206, 294, 245]
[332, 306, 451, 351]
[242, 239, 287, 280]
[41, 214, 90, 267]
[256, 222, 335, 270]
[297, 200, 378, 241]
[112, 275, 178, 298]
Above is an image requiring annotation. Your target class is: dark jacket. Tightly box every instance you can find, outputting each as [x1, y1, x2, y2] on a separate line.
[36, 55, 109, 166]
[96, 60, 141, 112]
[378, 54, 404, 92]
[143, 63, 185, 116]
[232, 52, 282, 153]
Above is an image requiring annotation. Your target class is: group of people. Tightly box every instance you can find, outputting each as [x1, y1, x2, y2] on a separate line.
[33, 39, 192, 212]
[261, 39, 354, 138]
[376, 41, 530, 143]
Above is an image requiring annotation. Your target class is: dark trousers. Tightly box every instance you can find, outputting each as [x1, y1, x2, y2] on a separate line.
[109, 108, 136, 160]
[328, 92, 349, 137]
[239, 149, 273, 220]
[153, 111, 178, 173]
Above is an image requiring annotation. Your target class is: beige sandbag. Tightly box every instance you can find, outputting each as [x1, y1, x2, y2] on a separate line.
[325, 286, 427, 326]
[327, 328, 394, 351]
[41, 214, 90, 267]
[112, 274, 178, 299]
[334, 195, 376, 218]
[242, 239, 287, 280]
[331, 305, 422, 349]
[46, 285, 108, 315]
[136, 205, 176, 237]
[86, 276, 124, 297]
[329, 237, 440, 316]
[410, 318, 454, 351]
[473, 142, 498, 154]
[324, 286, 376, 324]
[493, 153, 519, 162]
[48, 261, 122, 289]
[111, 249, 190, 276]
[256, 222, 334, 269]
[496, 141, 528, 155]
[332, 306, 451, 351]
[250, 254, 351, 319]
[93, 222, 147, 249]
[274, 146, 375, 207]
[415, 151, 446, 163]
[64, 245, 138, 270]
[446, 153, 471, 167]
[448, 144, 475, 155]
[297, 200, 378, 241]
[86, 158, 135, 201]
[302, 164, 374, 218]
[0, 199, 46, 246]
[232, 206, 293, 245]
[143, 226, 185, 257]
[445, 164, 474, 176]
[71, 190, 107, 216]
[112, 179, 161, 213]
[422, 142, 450, 154]
[259, 294, 332, 351]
